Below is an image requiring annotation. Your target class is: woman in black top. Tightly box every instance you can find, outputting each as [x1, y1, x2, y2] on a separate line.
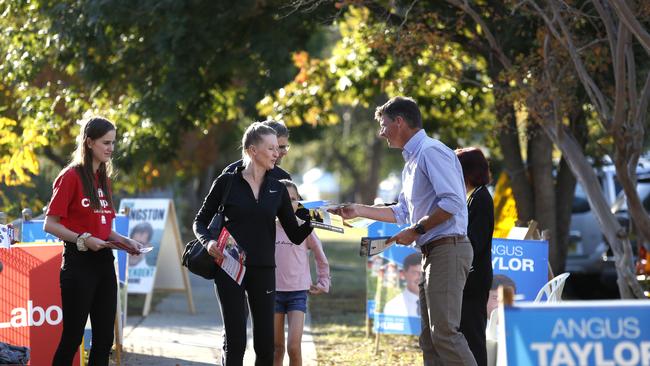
[456, 147, 494, 366]
[193, 122, 312, 366]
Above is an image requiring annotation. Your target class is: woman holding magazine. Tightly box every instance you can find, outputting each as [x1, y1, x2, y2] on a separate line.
[273, 180, 330, 366]
[193, 122, 313, 366]
[44, 116, 143, 366]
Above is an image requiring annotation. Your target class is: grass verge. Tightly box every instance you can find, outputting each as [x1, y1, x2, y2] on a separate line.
[310, 230, 421, 365]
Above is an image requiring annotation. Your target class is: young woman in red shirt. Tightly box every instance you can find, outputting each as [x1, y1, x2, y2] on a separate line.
[44, 117, 143, 366]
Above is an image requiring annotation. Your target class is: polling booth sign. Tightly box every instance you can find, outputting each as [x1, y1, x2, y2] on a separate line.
[21, 218, 130, 320]
[370, 243, 423, 335]
[365, 222, 422, 335]
[0, 244, 81, 366]
[112, 215, 129, 346]
[367, 221, 405, 317]
[21, 220, 60, 244]
[491, 238, 548, 301]
[17, 216, 130, 362]
[119, 198, 194, 316]
[497, 300, 650, 366]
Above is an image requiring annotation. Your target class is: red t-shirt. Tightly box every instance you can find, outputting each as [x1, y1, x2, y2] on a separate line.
[46, 167, 116, 240]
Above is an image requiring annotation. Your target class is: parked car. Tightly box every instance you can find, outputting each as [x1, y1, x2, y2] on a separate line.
[566, 164, 650, 298]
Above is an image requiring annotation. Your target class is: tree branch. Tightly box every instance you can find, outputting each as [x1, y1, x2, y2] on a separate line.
[525, 0, 611, 127]
[611, 23, 629, 135]
[608, 0, 650, 55]
[43, 146, 67, 168]
[626, 40, 637, 118]
[445, 0, 513, 69]
[591, 0, 617, 63]
[635, 72, 650, 126]
[399, 0, 419, 29]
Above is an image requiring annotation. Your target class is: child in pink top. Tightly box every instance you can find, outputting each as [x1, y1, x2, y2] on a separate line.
[274, 180, 330, 366]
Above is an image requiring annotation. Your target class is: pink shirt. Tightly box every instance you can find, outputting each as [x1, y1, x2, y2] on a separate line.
[275, 222, 330, 292]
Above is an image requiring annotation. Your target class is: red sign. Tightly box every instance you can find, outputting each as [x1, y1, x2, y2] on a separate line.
[0, 245, 81, 365]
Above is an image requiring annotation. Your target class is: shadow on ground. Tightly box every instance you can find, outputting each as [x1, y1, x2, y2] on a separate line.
[115, 352, 216, 366]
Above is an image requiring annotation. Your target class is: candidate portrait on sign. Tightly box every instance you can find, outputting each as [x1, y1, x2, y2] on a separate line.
[383, 253, 422, 317]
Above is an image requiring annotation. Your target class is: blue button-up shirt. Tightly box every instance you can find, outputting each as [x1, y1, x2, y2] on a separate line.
[390, 129, 468, 246]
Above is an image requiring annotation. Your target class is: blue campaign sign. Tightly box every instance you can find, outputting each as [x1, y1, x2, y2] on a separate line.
[380, 245, 418, 268]
[113, 215, 129, 283]
[492, 238, 548, 301]
[373, 313, 421, 335]
[21, 220, 61, 244]
[367, 232, 422, 336]
[365, 221, 410, 319]
[501, 301, 650, 366]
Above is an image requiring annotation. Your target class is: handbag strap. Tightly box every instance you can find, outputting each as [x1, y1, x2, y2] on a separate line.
[217, 166, 240, 213]
[207, 166, 242, 236]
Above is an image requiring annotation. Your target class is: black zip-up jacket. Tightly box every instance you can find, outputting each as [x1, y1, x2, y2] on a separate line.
[465, 185, 494, 292]
[193, 169, 312, 267]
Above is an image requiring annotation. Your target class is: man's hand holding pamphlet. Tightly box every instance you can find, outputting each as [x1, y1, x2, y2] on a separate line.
[359, 236, 394, 257]
[296, 200, 348, 234]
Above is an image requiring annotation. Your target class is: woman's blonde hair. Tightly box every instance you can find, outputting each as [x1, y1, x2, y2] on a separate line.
[241, 122, 277, 164]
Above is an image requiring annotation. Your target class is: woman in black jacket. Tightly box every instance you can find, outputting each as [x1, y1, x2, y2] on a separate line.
[456, 147, 494, 366]
[193, 122, 312, 366]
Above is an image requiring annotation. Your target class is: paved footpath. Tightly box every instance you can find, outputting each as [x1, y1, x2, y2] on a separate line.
[116, 273, 317, 365]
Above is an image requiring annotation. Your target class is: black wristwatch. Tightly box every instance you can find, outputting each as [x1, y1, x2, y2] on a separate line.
[412, 223, 426, 235]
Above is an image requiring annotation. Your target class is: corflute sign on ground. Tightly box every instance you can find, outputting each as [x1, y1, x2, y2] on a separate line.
[491, 238, 548, 301]
[499, 301, 650, 366]
[0, 245, 81, 365]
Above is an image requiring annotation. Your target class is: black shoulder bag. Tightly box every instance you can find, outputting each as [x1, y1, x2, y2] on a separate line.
[182, 173, 236, 280]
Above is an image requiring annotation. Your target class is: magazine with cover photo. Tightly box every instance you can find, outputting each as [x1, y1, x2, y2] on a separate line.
[215, 227, 247, 285]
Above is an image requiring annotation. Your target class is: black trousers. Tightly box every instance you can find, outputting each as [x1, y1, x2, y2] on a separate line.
[214, 266, 275, 366]
[459, 271, 490, 366]
[52, 245, 116, 366]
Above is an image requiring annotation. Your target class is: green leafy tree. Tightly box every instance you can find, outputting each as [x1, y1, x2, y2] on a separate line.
[0, 0, 334, 222]
[259, 7, 495, 203]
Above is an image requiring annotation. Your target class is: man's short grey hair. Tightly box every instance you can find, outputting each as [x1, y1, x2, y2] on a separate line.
[374, 96, 422, 129]
[262, 120, 290, 138]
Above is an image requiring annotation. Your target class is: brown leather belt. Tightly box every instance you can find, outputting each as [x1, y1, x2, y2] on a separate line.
[419, 235, 468, 257]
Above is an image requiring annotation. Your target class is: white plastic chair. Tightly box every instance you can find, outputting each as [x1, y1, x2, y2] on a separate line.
[486, 308, 498, 366]
[534, 272, 570, 303]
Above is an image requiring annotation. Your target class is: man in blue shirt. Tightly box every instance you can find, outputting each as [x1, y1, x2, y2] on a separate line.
[332, 97, 476, 365]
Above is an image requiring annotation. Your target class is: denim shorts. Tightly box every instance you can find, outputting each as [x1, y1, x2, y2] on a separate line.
[274, 290, 308, 314]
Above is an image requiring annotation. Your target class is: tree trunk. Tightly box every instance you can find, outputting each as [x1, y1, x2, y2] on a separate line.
[554, 106, 589, 274]
[528, 122, 557, 270]
[361, 136, 384, 205]
[554, 157, 576, 274]
[494, 89, 534, 224]
[540, 123, 645, 298]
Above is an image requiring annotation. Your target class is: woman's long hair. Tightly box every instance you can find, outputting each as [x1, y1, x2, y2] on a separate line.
[65, 116, 116, 210]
